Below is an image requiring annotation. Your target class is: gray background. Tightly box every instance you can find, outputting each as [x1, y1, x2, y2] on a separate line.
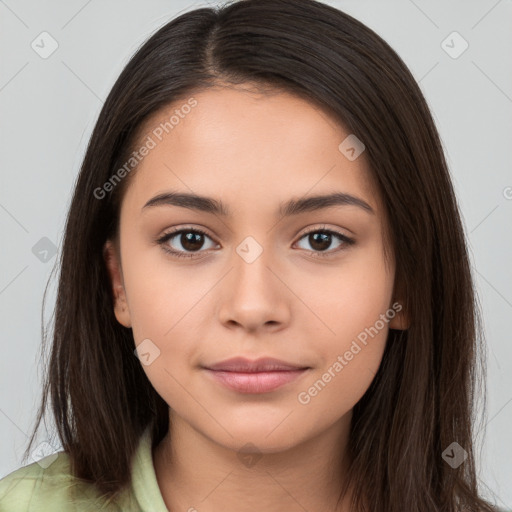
[1, 0, 511, 507]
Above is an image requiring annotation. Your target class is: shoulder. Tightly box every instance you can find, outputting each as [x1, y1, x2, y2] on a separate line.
[0, 451, 129, 511]
[0, 450, 71, 511]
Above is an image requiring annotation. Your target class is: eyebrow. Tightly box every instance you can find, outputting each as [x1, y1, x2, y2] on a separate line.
[142, 190, 375, 217]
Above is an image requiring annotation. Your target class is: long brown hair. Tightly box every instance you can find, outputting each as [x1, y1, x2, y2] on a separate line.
[23, 0, 498, 509]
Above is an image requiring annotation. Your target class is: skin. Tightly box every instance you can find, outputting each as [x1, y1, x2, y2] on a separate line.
[104, 83, 409, 512]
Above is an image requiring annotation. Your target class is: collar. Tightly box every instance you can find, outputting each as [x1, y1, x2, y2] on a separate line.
[131, 425, 169, 511]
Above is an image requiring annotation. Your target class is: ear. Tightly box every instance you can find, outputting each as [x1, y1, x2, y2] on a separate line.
[388, 299, 409, 330]
[103, 239, 132, 328]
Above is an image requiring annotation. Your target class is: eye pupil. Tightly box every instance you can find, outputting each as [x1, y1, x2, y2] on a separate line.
[309, 232, 331, 251]
[181, 232, 204, 251]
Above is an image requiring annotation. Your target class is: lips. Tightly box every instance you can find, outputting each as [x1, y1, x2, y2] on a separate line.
[203, 356, 309, 373]
[202, 357, 311, 393]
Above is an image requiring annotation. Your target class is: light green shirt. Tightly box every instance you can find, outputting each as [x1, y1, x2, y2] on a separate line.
[0, 426, 169, 511]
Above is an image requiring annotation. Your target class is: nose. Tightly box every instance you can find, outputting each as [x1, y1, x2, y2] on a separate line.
[216, 243, 291, 333]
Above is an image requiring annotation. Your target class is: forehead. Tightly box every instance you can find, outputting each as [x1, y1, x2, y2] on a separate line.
[122, 84, 381, 216]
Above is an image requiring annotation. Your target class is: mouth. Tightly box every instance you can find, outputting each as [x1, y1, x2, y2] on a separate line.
[202, 356, 311, 394]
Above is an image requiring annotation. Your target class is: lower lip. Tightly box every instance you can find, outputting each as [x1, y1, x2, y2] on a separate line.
[204, 369, 309, 393]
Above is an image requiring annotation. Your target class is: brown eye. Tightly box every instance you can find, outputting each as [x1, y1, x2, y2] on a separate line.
[306, 231, 333, 252]
[157, 228, 218, 259]
[295, 227, 355, 257]
[177, 231, 206, 252]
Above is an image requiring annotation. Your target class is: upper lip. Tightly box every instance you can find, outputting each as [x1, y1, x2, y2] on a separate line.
[203, 357, 309, 373]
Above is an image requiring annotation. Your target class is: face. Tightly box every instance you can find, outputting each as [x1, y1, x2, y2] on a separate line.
[104, 83, 408, 454]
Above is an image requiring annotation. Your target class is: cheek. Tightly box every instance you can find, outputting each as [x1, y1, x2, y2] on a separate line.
[297, 305, 392, 417]
[293, 248, 393, 408]
[119, 247, 209, 394]
[293, 245, 394, 351]
[120, 239, 202, 338]
[296, 347, 383, 423]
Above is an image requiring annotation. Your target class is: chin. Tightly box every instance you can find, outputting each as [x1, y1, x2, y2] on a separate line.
[208, 425, 307, 455]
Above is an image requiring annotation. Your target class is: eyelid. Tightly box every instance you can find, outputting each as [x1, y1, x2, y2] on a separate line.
[158, 223, 351, 242]
[298, 224, 350, 238]
[158, 226, 217, 244]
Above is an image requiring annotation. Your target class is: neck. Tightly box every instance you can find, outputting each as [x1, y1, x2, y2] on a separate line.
[153, 411, 354, 512]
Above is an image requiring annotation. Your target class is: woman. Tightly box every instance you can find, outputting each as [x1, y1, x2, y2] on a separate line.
[0, 0, 499, 510]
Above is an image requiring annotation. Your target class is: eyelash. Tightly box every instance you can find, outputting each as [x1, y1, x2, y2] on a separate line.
[155, 225, 355, 260]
